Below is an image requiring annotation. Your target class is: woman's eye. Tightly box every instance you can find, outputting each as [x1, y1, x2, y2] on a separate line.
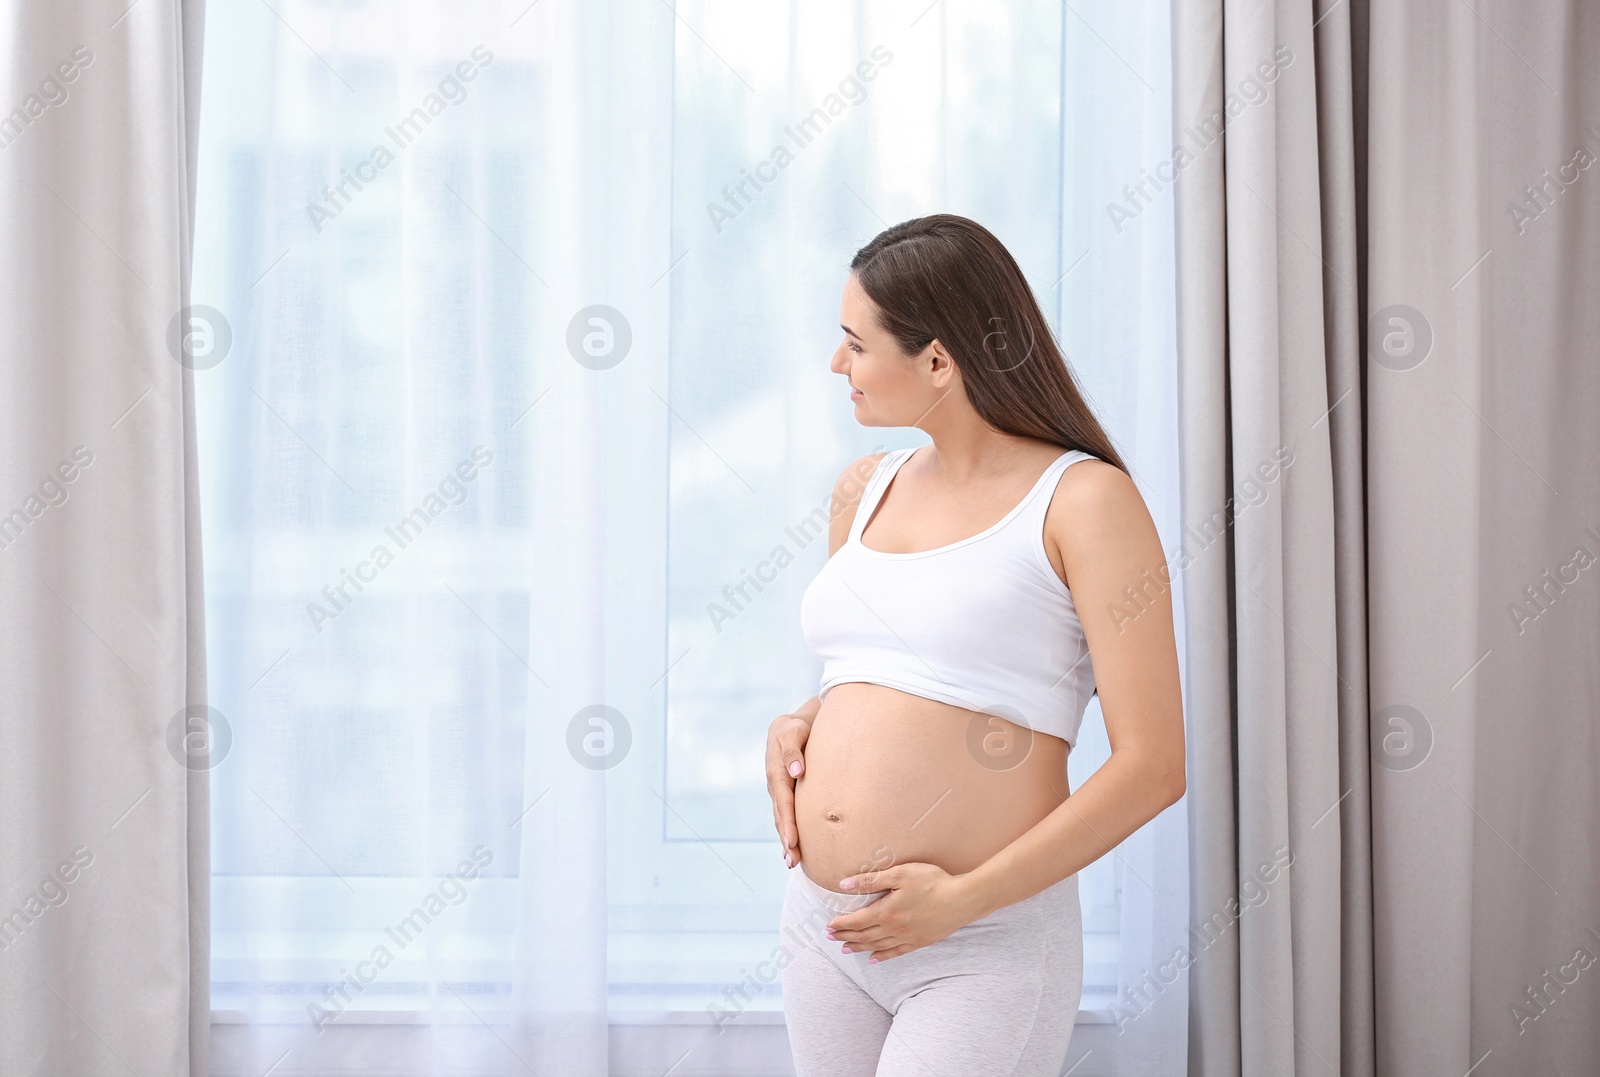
[847, 342, 861, 353]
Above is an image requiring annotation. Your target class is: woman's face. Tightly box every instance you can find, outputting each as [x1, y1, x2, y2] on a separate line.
[831, 273, 936, 426]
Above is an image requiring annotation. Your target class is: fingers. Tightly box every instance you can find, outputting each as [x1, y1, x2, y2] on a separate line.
[828, 925, 894, 947]
[837, 934, 895, 954]
[841, 865, 896, 893]
[776, 729, 806, 780]
[771, 768, 796, 844]
[765, 765, 798, 863]
[774, 785, 799, 860]
[774, 785, 795, 844]
[825, 909, 879, 936]
[765, 716, 804, 792]
[826, 914, 893, 944]
[826, 909, 894, 937]
[768, 714, 810, 774]
[765, 715, 808, 864]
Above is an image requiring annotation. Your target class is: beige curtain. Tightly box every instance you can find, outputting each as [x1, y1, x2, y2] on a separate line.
[0, 1, 210, 1073]
[1176, 0, 1600, 1074]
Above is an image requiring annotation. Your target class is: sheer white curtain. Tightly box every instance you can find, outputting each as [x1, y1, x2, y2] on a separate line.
[192, 1, 1183, 1074]
[1056, 3, 1189, 1072]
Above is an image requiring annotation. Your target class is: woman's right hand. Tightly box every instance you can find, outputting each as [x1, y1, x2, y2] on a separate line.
[766, 712, 812, 868]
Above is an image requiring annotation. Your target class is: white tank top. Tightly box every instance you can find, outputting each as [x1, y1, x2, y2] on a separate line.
[799, 445, 1099, 748]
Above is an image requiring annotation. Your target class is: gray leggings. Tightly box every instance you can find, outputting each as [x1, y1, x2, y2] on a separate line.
[779, 863, 1084, 1076]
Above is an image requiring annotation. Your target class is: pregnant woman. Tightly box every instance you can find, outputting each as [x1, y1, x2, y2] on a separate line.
[766, 214, 1186, 1076]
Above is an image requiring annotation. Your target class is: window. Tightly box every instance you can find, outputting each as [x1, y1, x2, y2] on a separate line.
[195, 0, 1180, 1061]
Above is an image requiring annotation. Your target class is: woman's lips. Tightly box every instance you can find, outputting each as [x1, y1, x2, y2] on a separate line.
[850, 387, 863, 399]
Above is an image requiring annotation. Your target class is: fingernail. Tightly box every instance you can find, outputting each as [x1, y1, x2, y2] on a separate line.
[785, 852, 794, 868]
[840, 878, 856, 891]
[868, 956, 879, 964]
[841, 945, 851, 954]
[788, 761, 802, 777]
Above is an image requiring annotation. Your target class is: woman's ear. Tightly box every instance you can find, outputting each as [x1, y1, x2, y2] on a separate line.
[924, 339, 958, 387]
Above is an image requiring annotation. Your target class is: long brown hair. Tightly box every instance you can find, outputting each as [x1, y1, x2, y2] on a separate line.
[849, 214, 1128, 474]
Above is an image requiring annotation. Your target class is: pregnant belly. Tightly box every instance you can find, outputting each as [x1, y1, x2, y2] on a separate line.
[793, 682, 1072, 893]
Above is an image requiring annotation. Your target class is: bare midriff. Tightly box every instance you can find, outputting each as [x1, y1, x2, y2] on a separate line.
[794, 681, 1071, 894]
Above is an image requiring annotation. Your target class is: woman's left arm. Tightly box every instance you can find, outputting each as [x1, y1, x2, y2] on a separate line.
[951, 458, 1187, 919]
[831, 460, 1186, 956]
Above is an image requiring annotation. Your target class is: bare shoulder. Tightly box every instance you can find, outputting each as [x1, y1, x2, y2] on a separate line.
[828, 452, 890, 556]
[1042, 457, 1160, 588]
[1049, 456, 1146, 529]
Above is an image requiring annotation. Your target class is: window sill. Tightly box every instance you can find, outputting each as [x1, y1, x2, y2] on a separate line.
[211, 1007, 1121, 1026]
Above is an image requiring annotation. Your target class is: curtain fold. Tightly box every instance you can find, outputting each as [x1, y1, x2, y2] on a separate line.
[1366, 2, 1600, 1073]
[509, 0, 674, 1069]
[0, 1, 210, 1074]
[1176, 1, 1351, 1073]
[1307, 6, 1377, 1076]
[1178, 0, 1600, 1074]
[1170, 1, 1240, 1069]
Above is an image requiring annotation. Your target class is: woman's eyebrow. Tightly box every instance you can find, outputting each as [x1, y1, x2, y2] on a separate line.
[840, 324, 860, 338]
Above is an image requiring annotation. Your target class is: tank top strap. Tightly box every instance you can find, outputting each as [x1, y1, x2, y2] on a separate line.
[847, 447, 916, 544]
[1005, 449, 1094, 538]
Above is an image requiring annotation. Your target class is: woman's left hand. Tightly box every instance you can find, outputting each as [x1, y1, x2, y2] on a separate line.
[824, 862, 986, 962]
